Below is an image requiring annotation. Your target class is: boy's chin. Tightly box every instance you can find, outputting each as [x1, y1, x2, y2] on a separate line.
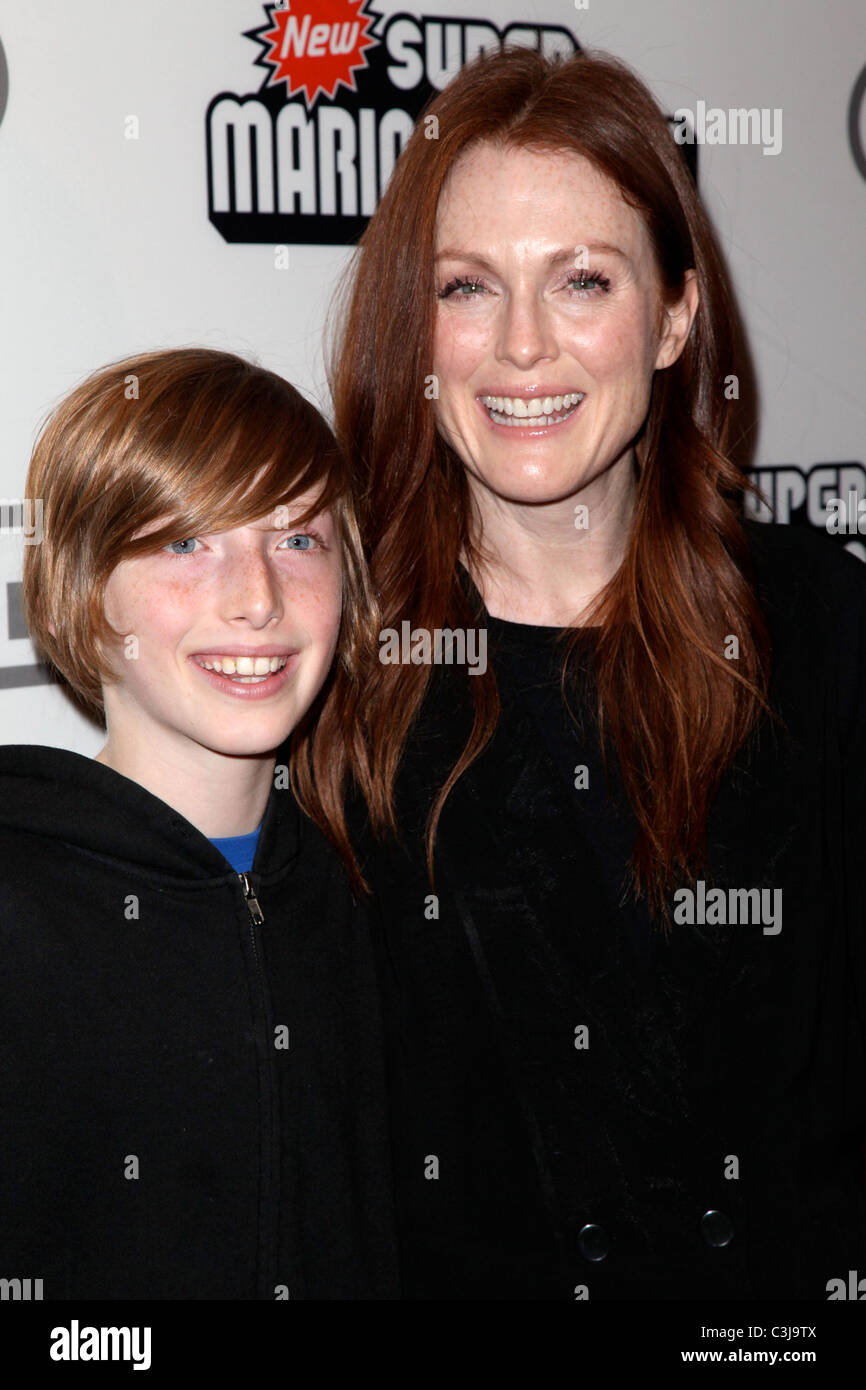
[191, 717, 299, 761]
[201, 731, 295, 761]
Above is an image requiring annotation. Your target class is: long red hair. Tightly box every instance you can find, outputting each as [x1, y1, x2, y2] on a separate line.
[323, 46, 773, 919]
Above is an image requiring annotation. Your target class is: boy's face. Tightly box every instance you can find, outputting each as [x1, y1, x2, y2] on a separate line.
[98, 491, 343, 760]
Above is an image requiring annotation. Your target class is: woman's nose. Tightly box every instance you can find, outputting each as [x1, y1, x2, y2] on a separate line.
[496, 289, 557, 368]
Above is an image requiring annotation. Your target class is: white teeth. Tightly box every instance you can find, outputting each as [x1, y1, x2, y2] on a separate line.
[480, 391, 583, 411]
[196, 655, 287, 679]
[233, 656, 273, 675]
[492, 412, 566, 426]
[480, 392, 584, 426]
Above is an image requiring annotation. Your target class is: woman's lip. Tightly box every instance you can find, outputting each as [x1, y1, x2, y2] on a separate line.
[188, 654, 296, 700]
[475, 394, 584, 435]
[475, 389, 582, 399]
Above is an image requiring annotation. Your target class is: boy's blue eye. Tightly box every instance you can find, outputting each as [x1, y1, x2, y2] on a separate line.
[279, 534, 317, 550]
[161, 532, 321, 556]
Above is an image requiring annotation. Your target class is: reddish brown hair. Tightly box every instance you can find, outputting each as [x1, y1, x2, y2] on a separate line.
[326, 46, 774, 919]
[23, 346, 377, 886]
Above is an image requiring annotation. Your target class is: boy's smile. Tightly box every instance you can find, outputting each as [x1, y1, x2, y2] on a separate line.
[189, 644, 297, 700]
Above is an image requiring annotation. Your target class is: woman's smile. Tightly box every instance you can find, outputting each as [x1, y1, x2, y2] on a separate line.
[477, 390, 586, 432]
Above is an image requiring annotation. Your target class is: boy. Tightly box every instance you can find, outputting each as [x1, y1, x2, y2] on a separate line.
[0, 348, 397, 1299]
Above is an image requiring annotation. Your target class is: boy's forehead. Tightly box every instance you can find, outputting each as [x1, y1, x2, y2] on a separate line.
[129, 490, 334, 541]
[247, 503, 334, 531]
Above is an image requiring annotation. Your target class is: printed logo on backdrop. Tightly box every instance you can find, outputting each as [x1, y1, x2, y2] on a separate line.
[205, 1, 586, 245]
[746, 463, 866, 563]
[848, 63, 866, 181]
[0, 502, 52, 692]
[0, 35, 9, 129]
[0, 43, 48, 691]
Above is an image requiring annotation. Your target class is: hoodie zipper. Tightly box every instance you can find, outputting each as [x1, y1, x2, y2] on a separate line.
[239, 872, 264, 926]
[237, 870, 277, 1298]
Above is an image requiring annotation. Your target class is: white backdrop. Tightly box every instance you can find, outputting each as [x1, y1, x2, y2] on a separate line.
[1, 0, 864, 753]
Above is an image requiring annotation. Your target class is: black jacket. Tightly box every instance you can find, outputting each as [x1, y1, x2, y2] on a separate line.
[0, 746, 399, 1299]
[361, 521, 866, 1300]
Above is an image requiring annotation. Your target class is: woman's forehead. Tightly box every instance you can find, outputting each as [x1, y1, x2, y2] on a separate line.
[434, 143, 646, 259]
[437, 143, 629, 215]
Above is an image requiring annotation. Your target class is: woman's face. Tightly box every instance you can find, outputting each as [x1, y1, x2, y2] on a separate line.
[432, 142, 695, 508]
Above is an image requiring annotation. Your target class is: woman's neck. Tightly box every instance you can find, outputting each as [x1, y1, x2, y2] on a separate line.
[464, 450, 637, 626]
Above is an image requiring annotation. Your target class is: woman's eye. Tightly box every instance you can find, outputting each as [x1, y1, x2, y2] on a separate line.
[565, 271, 611, 296]
[164, 538, 200, 555]
[438, 276, 488, 300]
[278, 533, 318, 551]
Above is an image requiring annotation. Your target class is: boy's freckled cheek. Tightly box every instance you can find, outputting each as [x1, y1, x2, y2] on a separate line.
[151, 578, 211, 618]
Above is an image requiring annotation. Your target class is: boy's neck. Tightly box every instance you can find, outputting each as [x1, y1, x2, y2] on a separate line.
[94, 729, 277, 840]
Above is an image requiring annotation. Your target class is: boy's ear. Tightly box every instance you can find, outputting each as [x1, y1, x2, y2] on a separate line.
[48, 621, 56, 638]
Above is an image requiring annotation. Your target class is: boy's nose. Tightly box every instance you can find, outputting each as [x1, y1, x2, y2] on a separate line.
[220, 554, 284, 626]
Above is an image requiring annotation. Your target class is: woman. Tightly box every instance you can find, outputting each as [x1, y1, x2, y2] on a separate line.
[320, 46, 866, 1300]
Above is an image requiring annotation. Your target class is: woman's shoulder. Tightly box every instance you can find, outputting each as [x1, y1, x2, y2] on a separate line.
[741, 519, 866, 728]
[742, 518, 866, 620]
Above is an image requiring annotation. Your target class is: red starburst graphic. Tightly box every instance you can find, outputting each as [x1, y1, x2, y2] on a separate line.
[250, 0, 378, 107]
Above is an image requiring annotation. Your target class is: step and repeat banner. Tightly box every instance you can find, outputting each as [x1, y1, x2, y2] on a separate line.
[0, 0, 864, 751]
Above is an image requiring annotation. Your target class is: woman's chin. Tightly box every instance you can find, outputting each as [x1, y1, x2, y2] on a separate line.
[469, 466, 598, 508]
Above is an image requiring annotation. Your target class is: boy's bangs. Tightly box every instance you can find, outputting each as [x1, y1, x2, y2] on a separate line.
[127, 418, 345, 554]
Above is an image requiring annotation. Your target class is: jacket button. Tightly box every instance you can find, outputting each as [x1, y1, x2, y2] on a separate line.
[701, 1210, 734, 1247]
[578, 1223, 609, 1261]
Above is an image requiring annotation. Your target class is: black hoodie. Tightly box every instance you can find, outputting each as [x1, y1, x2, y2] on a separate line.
[0, 746, 399, 1300]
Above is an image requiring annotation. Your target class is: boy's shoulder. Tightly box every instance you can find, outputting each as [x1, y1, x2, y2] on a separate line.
[0, 743, 79, 832]
[0, 743, 230, 879]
